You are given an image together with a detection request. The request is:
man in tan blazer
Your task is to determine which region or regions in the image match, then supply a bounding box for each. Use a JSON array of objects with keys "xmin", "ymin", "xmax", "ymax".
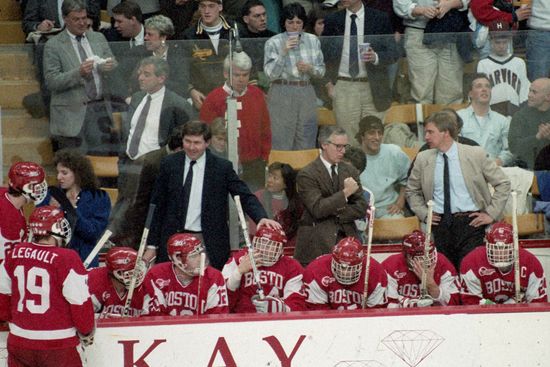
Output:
[
  {"xmin": 294, "ymin": 126, "xmax": 368, "ymax": 266},
  {"xmin": 406, "ymin": 111, "xmax": 511, "ymax": 269}
]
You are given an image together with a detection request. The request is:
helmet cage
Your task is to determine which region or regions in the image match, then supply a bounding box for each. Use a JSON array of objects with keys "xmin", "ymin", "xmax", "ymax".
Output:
[
  {"xmin": 486, "ymin": 239, "xmax": 514, "ymax": 268},
  {"xmin": 171, "ymin": 244, "xmax": 205, "ymax": 277},
  {"xmin": 253, "ymin": 235, "xmax": 283, "ymax": 266},
  {"xmin": 113, "ymin": 260, "xmax": 147, "ymax": 289},
  {"xmin": 331, "ymin": 258, "xmax": 363, "ymax": 285},
  {"xmin": 22, "ymin": 180, "xmax": 48, "ymax": 204},
  {"xmin": 29, "ymin": 212, "xmax": 72, "ymax": 247}
]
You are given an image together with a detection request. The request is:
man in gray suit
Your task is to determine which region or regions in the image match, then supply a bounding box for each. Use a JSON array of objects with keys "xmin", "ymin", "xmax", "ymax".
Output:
[
  {"xmin": 294, "ymin": 126, "xmax": 368, "ymax": 266},
  {"xmin": 406, "ymin": 111, "xmax": 511, "ymax": 269},
  {"xmin": 43, "ymin": 0, "xmax": 116, "ymax": 153},
  {"xmin": 110, "ymin": 56, "xmax": 191, "ymax": 245}
]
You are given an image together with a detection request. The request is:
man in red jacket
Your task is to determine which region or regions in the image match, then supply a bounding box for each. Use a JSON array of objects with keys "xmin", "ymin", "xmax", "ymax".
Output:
[{"xmin": 200, "ymin": 51, "xmax": 272, "ymax": 190}]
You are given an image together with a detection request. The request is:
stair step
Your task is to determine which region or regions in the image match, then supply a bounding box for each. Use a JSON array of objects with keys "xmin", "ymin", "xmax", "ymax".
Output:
[
  {"xmin": 3, "ymin": 136, "xmax": 53, "ymax": 166},
  {"xmin": 0, "ymin": 48, "xmax": 35, "ymax": 80},
  {"xmin": 1, "ymin": 109, "xmax": 48, "ymax": 138},
  {"xmin": 0, "ymin": 21, "xmax": 25, "ymax": 44},
  {"xmin": 0, "ymin": 0, "xmax": 22, "ymax": 21},
  {"xmin": 0, "ymin": 80, "xmax": 39, "ymax": 108}
]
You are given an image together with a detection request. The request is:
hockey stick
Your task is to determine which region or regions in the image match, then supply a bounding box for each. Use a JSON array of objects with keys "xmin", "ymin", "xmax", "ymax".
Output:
[
  {"xmin": 362, "ymin": 205, "xmax": 376, "ymax": 309},
  {"xmin": 123, "ymin": 204, "xmax": 156, "ymax": 316},
  {"xmin": 196, "ymin": 252, "xmax": 206, "ymax": 315},
  {"xmin": 83, "ymin": 229, "xmax": 113, "ymax": 269},
  {"xmin": 511, "ymin": 191, "xmax": 521, "ymax": 302},
  {"xmin": 234, "ymin": 195, "xmax": 265, "ymax": 300},
  {"xmin": 420, "ymin": 200, "xmax": 434, "ymax": 298}
]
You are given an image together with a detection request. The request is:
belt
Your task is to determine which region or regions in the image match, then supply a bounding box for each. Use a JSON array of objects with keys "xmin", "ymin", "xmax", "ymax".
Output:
[
  {"xmin": 272, "ymin": 79, "xmax": 310, "ymax": 86},
  {"xmin": 180, "ymin": 229, "xmax": 202, "ymax": 234},
  {"xmin": 435, "ymin": 211, "xmax": 479, "ymax": 217},
  {"xmin": 337, "ymin": 76, "xmax": 369, "ymax": 83}
]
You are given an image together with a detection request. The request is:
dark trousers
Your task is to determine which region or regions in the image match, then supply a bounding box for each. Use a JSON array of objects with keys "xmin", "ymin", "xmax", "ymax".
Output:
[{"xmin": 432, "ymin": 214, "xmax": 486, "ymax": 270}]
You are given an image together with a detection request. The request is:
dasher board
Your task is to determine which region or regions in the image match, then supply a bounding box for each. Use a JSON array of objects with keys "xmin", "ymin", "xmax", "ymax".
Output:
[{"xmin": 1, "ymin": 304, "xmax": 549, "ymax": 367}]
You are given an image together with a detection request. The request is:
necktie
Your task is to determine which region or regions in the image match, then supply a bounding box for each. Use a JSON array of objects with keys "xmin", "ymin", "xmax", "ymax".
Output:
[
  {"xmin": 181, "ymin": 160, "xmax": 197, "ymax": 229},
  {"xmin": 331, "ymin": 164, "xmax": 339, "ymax": 192},
  {"xmin": 349, "ymin": 14, "xmax": 359, "ymax": 78},
  {"xmin": 127, "ymin": 95, "xmax": 152, "ymax": 159},
  {"xmin": 75, "ymin": 35, "xmax": 98, "ymax": 100},
  {"xmin": 130, "ymin": 38, "xmax": 135, "ymax": 48},
  {"xmin": 442, "ymin": 153, "xmax": 452, "ymax": 226}
]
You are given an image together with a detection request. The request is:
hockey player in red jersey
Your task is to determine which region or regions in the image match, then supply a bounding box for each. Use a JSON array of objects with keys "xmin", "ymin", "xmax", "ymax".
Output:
[
  {"xmin": 303, "ymin": 237, "xmax": 392, "ymax": 310},
  {"xmin": 382, "ymin": 230, "xmax": 461, "ymax": 308},
  {"xmin": 0, "ymin": 206, "xmax": 95, "ymax": 367},
  {"xmin": 143, "ymin": 233, "xmax": 229, "ymax": 316},
  {"xmin": 88, "ymin": 247, "xmax": 148, "ymax": 317},
  {"xmin": 222, "ymin": 227, "xmax": 305, "ymax": 313},
  {"xmin": 0, "ymin": 162, "xmax": 47, "ymax": 263},
  {"xmin": 460, "ymin": 222, "xmax": 547, "ymax": 305}
]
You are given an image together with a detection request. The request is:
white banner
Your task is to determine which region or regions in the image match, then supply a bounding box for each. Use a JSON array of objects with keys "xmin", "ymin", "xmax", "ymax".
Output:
[{"xmin": 1, "ymin": 305, "xmax": 549, "ymax": 366}]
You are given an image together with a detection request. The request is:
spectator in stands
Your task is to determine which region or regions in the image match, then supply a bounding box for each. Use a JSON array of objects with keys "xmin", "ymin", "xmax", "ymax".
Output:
[
  {"xmin": 105, "ymin": 1, "xmax": 148, "ymax": 104},
  {"xmin": 526, "ymin": 0, "xmax": 550, "ymax": 81},
  {"xmin": 460, "ymin": 222, "xmax": 547, "ymax": 304},
  {"xmin": 406, "ymin": 111, "xmax": 511, "ymax": 269},
  {"xmin": 252, "ymin": 162, "xmax": 303, "ymax": 248},
  {"xmin": 294, "ymin": 126, "xmax": 367, "ymax": 266},
  {"xmin": 209, "ymin": 117, "xmax": 228, "ymax": 158},
  {"xmin": 264, "ymin": 3, "xmax": 325, "ymax": 150},
  {"xmin": 23, "ymin": 0, "xmax": 100, "ymax": 118},
  {"xmin": 200, "ymin": 51, "xmax": 271, "ymax": 190},
  {"xmin": 303, "ymin": 237, "xmax": 392, "ymax": 309},
  {"xmin": 357, "ymin": 116, "xmax": 410, "ymax": 219},
  {"xmin": 383, "ymin": 230, "xmax": 460, "ymax": 308},
  {"xmin": 238, "ymin": 0, "xmax": 276, "ymax": 86},
  {"xmin": 110, "ymin": 57, "xmax": 190, "ymax": 246},
  {"xmin": 508, "ymin": 78, "xmax": 550, "ymax": 169},
  {"xmin": 159, "ymin": 0, "xmax": 198, "ymax": 37},
  {"xmin": 322, "ymin": 0, "xmax": 397, "ymax": 142},
  {"xmin": 143, "ymin": 15, "xmax": 192, "ymax": 100},
  {"xmin": 180, "ymin": 0, "xmax": 234, "ymax": 110},
  {"xmin": 457, "ymin": 73, "xmax": 514, "ymax": 166},
  {"xmin": 222, "ymin": 227, "xmax": 306, "ymax": 313},
  {"xmin": 477, "ymin": 22, "xmax": 530, "ymax": 117},
  {"xmin": 43, "ymin": 0, "xmax": 117, "ymax": 154},
  {"xmin": 40, "ymin": 148, "xmax": 111, "ymax": 267},
  {"xmin": 107, "ymin": 0, "xmax": 160, "ymax": 20},
  {"xmin": 394, "ymin": 0, "xmax": 467, "ymax": 104}
]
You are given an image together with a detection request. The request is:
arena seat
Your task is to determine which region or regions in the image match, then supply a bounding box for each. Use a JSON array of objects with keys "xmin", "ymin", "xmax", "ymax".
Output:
[
  {"xmin": 268, "ymin": 149, "xmax": 319, "ymax": 170},
  {"xmin": 421, "ymin": 103, "xmax": 469, "ymax": 119},
  {"xmin": 373, "ymin": 216, "xmax": 421, "ymax": 241},
  {"xmin": 384, "ymin": 103, "xmax": 419, "ymax": 125},
  {"xmin": 102, "ymin": 187, "xmax": 119, "ymax": 207},
  {"xmin": 504, "ymin": 213, "xmax": 545, "ymax": 237},
  {"xmin": 317, "ymin": 107, "xmax": 336, "ymax": 126},
  {"xmin": 87, "ymin": 155, "xmax": 119, "ymax": 178},
  {"xmin": 401, "ymin": 146, "xmax": 419, "ymax": 161}
]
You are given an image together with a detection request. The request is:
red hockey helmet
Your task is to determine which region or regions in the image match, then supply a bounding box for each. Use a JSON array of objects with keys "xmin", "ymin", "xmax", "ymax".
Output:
[
  {"xmin": 29, "ymin": 206, "xmax": 72, "ymax": 246},
  {"xmin": 8, "ymin": 162, "xmax": 47, "ymax": 204},
  {"xmin": 402, "ymin": 230, "xmax": 437, "ymax": 268},
  {"xmin": 253, "ymin": 226, "xmax": 287, "ymax": 266},
  {"xmin": 331, "ymin": 237, "xmax": 364, "ymax": 285},
  {"xmin": 485, "ymin": 221, "xmax": 514, "ymax": 268},
  {"xmin": 167, "ymin": 233, "xmax": 205, "ymax": 276},
  {"xmin": 106, "ymin": 247, "xmax": 146, "ymax": 289}
]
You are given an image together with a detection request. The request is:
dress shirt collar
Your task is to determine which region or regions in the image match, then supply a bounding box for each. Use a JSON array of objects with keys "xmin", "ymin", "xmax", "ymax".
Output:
[
  {"xmin": 320, "ymin": 153, "xmax": 337, "ymax": 175},
  {"xmin": 223, "ymin": 82, "xmax": 247, "ymax": 97},
  {"xmin": 67, "ymin": 29, "xmax": 86, "ymax": 41},
  {"xmin": 146, "ymin": 85, "xmax": 166, "ymax": 101},
  {"xmin": 438, "ymin": 141, "xmax": 458, "ymax": 159},
  {"xmin": 185, "ymin": 148, "xmax": 208, "ymax": 166},
  {"xmin": 346, "ymin": 4, "xmax": 364, "ymax": 20}
]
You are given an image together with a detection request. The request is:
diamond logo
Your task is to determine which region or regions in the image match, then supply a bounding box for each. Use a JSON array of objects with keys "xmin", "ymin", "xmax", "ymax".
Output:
[{"xmin": 382, "ymin": 330, "xmax": 444, "ymax": 367}]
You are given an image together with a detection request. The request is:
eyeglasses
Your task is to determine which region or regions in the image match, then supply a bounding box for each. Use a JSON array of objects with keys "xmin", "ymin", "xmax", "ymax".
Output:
[{"xmin": 326, "ymin": 141, "xmax": 350, "ymax": 151}]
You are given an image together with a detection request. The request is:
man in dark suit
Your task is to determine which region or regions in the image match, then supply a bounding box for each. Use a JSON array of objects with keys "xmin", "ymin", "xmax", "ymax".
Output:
[
  {"xmin": 144, "ymin": 122, "xmax": 280, "ymax": 269},
  {"xmin": 322, "ymin": 0, "xmax": 397, "ymax": 144},
  {"xmin": 110, "ymin": 56, "xmax": 191, "ymax": 244},
  {"xmin": 43, "ymin": 0, "xmax": 116, "ymax": 154},
  {"xmin": 294, "ymin": 126, "xmax": 368, "ymax": 266}
]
